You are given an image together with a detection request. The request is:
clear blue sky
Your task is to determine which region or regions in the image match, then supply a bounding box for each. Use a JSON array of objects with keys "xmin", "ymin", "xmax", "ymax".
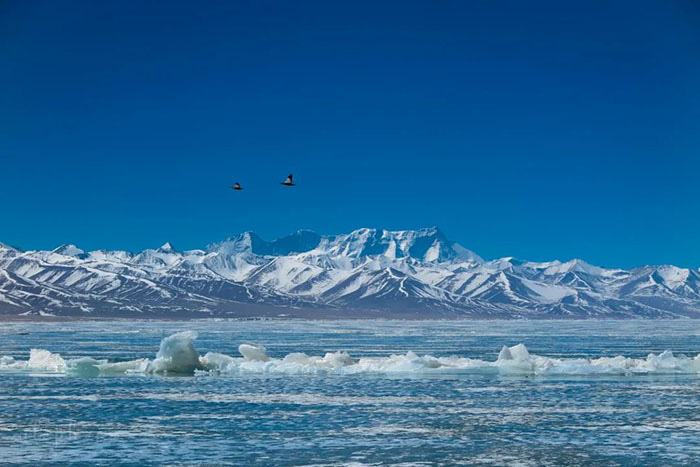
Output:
[{"xmin": 1, "ymin": 0, "xmax": 699, "ymax": 268}]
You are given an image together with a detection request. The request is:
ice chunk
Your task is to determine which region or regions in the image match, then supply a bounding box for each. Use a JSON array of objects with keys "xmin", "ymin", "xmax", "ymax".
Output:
[
  {"xmin": 1, "ymin": 356, "xmax": 16, "ymax": 366},
  {"xmin": 65, "ymin": 357, "xmax": 150, "ymax": 377},
  {"xmin": 319, "ymin": 351, "xmax": 354, "ymax": 368},
  {"xmin": 200, "ymin": 352, "xmax": 238, "ymax": 372},
  {"xmin": 0, "ymin": 355, "xmax": 28, "ymax": 370},
  {"xmin": 498, "ymin": 345, "xmax": 513, "ymax": 360},
  {"xmin": 282, "ymin": 352, "xmax": 312, "ymax": 364},
  {"xmin": 239, "ymin": 343, "xmax": 270, "ymax": 362},
  {"xmin": 509, "ymin": 343, "xmax": 531, "ymax": 360},
  {"xmin": 66, "ymin": 357, "xmax": 106, "ymax": 377},
  {"xmin": 98, "ymin": 359, "xmax": 150, "ymax": 375},
  {"xmin": 496, "ymin": 343, "xmax": 535, "ymax": 373},
  {"xmin": 28, "ymin": 349, "xmax": 66, "ymax": 372},
  {"xmin": 148, "ymin": 331, "xmax": 201, "ymax": 374}
]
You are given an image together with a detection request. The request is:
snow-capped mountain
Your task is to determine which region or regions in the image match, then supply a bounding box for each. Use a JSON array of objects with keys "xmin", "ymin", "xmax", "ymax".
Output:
[{"xmin": 1, "ymin": 228, "xmax": 699, "ymax": 318}]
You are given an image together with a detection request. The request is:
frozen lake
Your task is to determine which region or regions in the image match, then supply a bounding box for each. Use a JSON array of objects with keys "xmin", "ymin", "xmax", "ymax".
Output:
[{"xmin": 1, "ymin": 319, "xmax": 699, "ymax": 465}]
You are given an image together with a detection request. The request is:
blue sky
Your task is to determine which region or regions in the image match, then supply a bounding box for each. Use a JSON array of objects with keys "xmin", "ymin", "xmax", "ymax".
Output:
[{"xmin": 1, "ymin": 0, "xmax": 699, "ymax": 268}]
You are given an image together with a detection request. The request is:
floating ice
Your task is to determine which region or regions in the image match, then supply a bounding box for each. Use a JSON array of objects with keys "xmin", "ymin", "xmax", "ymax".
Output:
[
  {"xmin": 65, "ymin": 357, "xmax": 151, "ymax": 377},
  {"xmin": 28, "ymin": 349, "xmax": 66, "ymax": 372},
  {"xmin": 0, "ymin": 355, "xmax": 28, "ymax": 371},
  {"xmin": 495, "ymin": 343, "xmax": 535, "ymax": 374},
  {"xmin": 2, "ymin": 333, "xmax": 700, "ymax": 378},
  {"xmin": 200, "ymin": 352, "xmax": 237, "ymax": 372},
  {"xmin": 238, "ymin": 343, "xmax": 270, "ymax": 362},
  {"xmin": 148, "ymin": 331, "xmax": 201, "ymax": 374},
  {"xmin": 66, "ymin": 357, "xmax": 106, "ymax": 377},
  {"xmin": 498, "ymin": 345, "xmax": 513, "ymax": 361},
  {"xmin": 98, "ymin": 358, "xmax": 150, "ymax": 375}
]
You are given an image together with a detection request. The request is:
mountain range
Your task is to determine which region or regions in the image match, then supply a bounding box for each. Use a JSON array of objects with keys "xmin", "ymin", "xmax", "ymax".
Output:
[{"xmin": 1, "ymin": 227, "xmax": 699, "ymax": 319}]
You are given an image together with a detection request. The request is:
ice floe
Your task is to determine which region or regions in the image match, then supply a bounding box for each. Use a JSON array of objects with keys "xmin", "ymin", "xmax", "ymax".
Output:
[{"xmin": 1, "ymin": 331, "xmax": 699, "ymax": 378}]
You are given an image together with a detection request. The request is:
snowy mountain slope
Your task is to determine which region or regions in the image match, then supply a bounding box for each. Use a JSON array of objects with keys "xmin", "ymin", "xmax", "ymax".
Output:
[{"xmin": 0, "ymin": 228, "xmax": 699, "ymax": 318}]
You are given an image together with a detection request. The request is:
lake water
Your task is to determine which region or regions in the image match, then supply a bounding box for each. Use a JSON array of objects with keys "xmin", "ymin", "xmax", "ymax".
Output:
[{"xmin": 0, "ymin": 319, "xmax": 699, "ymax": 465}]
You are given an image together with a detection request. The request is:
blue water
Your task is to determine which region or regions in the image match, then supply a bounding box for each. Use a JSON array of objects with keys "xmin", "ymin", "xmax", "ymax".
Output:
[{"xmin": 1, "ymin": 320, "xmax": 699, "ymax": 465}]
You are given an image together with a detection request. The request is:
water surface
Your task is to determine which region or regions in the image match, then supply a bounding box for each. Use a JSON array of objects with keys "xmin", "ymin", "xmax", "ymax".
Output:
[{"xmin": 0, "ymin": 320, "xmax": 699, "ymax": 465}]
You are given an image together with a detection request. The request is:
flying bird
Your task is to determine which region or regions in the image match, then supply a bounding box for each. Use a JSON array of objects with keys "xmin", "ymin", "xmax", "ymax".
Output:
[
  {"xmin": 280, "ymin": 174, "xmax": 295, "ymax": 186},
  {"xmin": 231, "ymin": 182, "xmax": 243, "ymax": 190}
]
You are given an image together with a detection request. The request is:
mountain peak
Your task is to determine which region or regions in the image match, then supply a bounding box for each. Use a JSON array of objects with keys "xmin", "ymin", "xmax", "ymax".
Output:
[
  {"xmin": 418, "ymin": 226, "xmax": 441, "ymax": 235},
  {"xmin": 205, "ymin": 227, "xmax": 477, "ymax": 262},
  {"xmin": 315, "ymin": 227, "xmax": 482, "ymax": 263},
  {"xmin": 52, "ymin": 244, "xmax": 86, "ymax": 258},
  {"xmin": 157, "ymin": 242, "xmax": 176, "ymax": 253}
]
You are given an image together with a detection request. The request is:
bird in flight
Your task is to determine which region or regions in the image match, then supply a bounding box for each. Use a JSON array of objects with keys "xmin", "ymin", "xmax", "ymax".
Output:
[
  {"xmin": 280, "ymin": 174, "xmax": 295, "ymax": 186},
  {"xmin": 231, "ymin": 182, "xmax": 243, "ymax": 190}
]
